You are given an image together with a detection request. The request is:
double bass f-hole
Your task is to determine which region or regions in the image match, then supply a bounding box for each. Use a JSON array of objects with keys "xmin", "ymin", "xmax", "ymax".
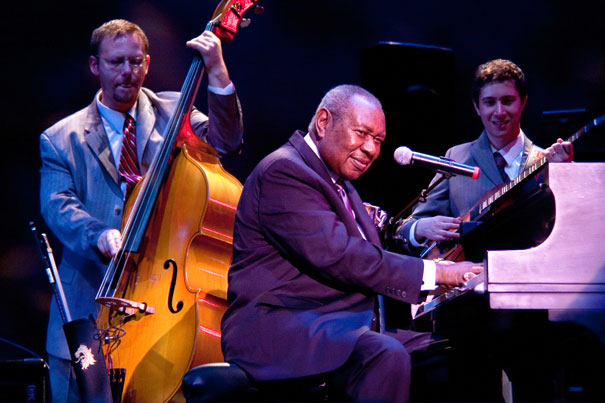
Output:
[{"xmin": 164, "ymin": 258, "xmax": 183, "ymax": 314}]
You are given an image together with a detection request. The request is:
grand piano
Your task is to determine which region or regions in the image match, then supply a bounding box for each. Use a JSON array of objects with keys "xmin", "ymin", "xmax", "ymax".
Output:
[
  {"xmin": 415, "ymin": 162, "xmax": 605, "ymax": 315},
  {"xmin": 486, "ymin": 162, "xmax": 605, "ymax": 311},
  {"xmin": 408, "ymin": 161, "xmax": 605, "ymax": 402}
]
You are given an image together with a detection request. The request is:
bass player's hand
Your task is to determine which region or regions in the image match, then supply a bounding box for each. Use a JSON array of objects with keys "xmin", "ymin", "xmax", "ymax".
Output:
[{"xmin": 97, "ymin": 229, "xmax": 122, "ymax": 258}]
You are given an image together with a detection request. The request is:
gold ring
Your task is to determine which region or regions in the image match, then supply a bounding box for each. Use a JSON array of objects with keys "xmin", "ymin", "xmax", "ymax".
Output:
[{"xmin": 463, "ymin": 272, "xmax": 473, "ymax": 282}]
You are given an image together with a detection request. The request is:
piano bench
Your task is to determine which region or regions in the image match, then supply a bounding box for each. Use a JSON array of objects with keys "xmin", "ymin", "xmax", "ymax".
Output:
[
  {"xmin": 182, "ymin": 362, "xmax": 330, "ymax": 402},
  {"xmin": 183, "ymin": 339, "xmax": 453, "ymax": 402}
]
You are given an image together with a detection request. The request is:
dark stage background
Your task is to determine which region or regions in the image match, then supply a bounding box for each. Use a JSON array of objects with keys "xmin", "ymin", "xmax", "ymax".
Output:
[{"xmin": 2, "ymin": 0, "xmax": 604, "ymax": 366}]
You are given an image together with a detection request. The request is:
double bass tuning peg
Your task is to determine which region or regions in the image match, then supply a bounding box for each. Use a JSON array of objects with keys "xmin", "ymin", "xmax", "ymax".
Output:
[
  {"xmin": 240, "ymin": 18, "xmax": 251, "ymax": 28},
  {"xmin": 240, "ymin": 4, "xmax": 263, "ymax": 28}
]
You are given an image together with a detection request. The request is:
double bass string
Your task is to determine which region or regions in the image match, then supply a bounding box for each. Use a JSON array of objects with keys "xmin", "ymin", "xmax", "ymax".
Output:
[
  {"xmin": 94, "ymin": 3, "xmax": 261, "ymax": 399},
  {"xmin": 99, "ymin": 4, "xmax": 220, "ymax": 304},
  {"xmin": 95, "ymin": 56, "xmax": 211, "ymax": 382},
  {"xmin": 97, "ymin": 55, "xmax": 206, "ymax": 302}
]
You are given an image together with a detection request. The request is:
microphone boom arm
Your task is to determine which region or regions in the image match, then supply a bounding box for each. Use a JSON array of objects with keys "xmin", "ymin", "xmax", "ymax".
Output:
[{"xmin": 381, "ymin": 173, "xmax": 451, "ymax": 246}]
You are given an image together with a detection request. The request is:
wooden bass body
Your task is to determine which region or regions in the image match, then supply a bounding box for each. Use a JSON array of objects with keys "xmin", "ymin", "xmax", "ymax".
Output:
[{"xmin": 97, "ymin": 142, "xmax": 241, "ymax": 402}]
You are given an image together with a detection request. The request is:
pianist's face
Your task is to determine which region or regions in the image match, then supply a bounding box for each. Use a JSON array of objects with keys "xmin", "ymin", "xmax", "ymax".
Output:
[
  {"xmin": 473, "ymin": 80, "xmax": 527, "ymax": 149},
  {"xmin": 316, "ymin": 94, "xmax": 386, "ymax": 181}
]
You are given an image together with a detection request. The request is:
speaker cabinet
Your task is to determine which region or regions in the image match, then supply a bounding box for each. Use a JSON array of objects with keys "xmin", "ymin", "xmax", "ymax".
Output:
[
  {"xmin": 0, "ymin": 358, "xmax": 49, "ymax": 402},
  {"xmin": 359, "ymin": 41, "xmax": 455, "ymax": 216}
]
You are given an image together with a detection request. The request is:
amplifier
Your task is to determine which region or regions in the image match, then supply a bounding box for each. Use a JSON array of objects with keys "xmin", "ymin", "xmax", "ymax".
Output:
[{"xmin": 0, "ymin": 358, "xmax": 49, "ymax": 402}]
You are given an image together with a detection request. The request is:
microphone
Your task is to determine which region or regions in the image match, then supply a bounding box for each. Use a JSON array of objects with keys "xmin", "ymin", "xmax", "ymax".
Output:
[{"xmin": 393, "ymin": 146, "xmax": 480, "ymax": 179}]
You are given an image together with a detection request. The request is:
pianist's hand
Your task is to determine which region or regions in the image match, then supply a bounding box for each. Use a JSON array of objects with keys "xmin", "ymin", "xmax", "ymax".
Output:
[
  {"xmin": 435, "ymin": 260, "xmax": 484, "ymax": 288},
  {"xmin": 415, "ymin": 216, "xmax": 462, "ymax": 243},
  {"xmin": 542, "ymin": 138, "xmax": 573, "ymax": 162}
]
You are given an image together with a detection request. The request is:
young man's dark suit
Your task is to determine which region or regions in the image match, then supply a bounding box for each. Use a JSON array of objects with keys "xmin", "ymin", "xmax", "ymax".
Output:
[
  {"xmin": 396, "ymin": 130, "xmax": 550, "ymax": 400},
  {"xmin": 398, "ymin": 130, "xmax": 542, "ymax": 237}
]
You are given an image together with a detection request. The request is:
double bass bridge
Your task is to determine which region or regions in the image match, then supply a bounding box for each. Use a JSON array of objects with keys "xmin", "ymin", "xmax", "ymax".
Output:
[{"xmin": 97, "ymin": 296, "xmax": 156, "ymax": 316}]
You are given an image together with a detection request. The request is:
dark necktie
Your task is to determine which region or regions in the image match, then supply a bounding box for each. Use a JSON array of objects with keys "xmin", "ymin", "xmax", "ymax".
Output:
[
  {"xmin": 493, "ymin": 151, "xmax": 510, "ymax": 183},
  {"xmin": 336, "ymin": 180, "xmax": 356, "ymax": 219},
  {"xmin": 119, "ymin": 114, "xmax": 142, "ymax": 197}
]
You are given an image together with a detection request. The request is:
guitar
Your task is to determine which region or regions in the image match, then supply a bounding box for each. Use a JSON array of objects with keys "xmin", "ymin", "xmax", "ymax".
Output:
[
  {"xmin": 421, "ymin": 113, "xmax": 605, "ymax": 261},
  {"xmin": 412, "ymin": 114, "xmax": 605, "ymax": 318}
]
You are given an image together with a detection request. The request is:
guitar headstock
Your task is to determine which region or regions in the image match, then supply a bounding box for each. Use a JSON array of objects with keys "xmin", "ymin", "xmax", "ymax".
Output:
[{"xmin": 209, "ymin": 0, "xmax": 263, "ymax": 44}]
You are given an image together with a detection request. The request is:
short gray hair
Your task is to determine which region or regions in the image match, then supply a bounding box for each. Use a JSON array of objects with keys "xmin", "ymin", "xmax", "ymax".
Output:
[{"xmin": 308, "ymin": 84, "xmax": 382, "ymax": 135}]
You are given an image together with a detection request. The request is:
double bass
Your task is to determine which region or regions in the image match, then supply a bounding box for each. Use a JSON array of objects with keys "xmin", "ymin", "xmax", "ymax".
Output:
[{"xmin": 95, "ymin": 2, "xmax": 261, "ymax": 401}]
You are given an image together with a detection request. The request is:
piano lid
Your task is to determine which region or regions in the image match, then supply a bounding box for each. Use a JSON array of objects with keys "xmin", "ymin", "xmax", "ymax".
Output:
[{"xmin": 487, "ymin": 163, "xmax": 605, "ymax": 310}]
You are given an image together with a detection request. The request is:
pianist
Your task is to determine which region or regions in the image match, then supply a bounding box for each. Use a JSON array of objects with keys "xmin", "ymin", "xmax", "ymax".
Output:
[{"xmin": 220, "ymin": 84, "xmax": 483, "ymax": 402}]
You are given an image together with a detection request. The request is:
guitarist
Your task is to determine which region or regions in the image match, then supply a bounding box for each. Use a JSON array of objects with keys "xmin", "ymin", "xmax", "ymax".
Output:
[
  {"xmin": 395, "ymin": 58, "xmax": 572, "ymax": 252},
  {"xmin": 39, "ymin": 19, "xmax": 244, "ymax": 402},
  {"xmin": 391, "ymin": 59, "xmax": 578, "ymax": 401}
]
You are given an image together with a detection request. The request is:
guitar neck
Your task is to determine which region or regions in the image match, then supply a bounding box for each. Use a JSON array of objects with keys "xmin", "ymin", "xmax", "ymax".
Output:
[
  {"xmin": 470, "ymin": 114, "xmax": 605, "ymax": 220},
  {"xmin": 567, "ymin": 114, "xmax": 605, "ymax": 143}
]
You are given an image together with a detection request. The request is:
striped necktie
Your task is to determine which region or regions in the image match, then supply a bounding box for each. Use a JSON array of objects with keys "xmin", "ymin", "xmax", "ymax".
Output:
[
  {"xmin": 118, "ymin": 114, "xmax": 142, "ymax": 197},
  {"xmin": 493, "ymin": 151, "xmax": 510, "ymax": 183},
  {"xmin": 336, "ymin": 180, "xmax": 356, "ymax": 219}
]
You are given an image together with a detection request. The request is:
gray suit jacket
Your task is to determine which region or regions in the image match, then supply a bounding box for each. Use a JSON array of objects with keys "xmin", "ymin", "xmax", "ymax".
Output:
[
  {"xmin": 40, "ymin": 87, "xmax": 243, "ymax": 359},
  {"xmin": 221, "ymin": 130, "xmax": 425, "ymax": 381},
  {"xmin": 398, "ymin": 131, "xmax": 542, "ymax": 251}
]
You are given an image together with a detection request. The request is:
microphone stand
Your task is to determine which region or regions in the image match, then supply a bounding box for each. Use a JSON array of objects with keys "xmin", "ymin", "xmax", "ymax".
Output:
[
  {"xmin": 30, "ymin": 222, "xmax": 115, "ymax": 403},
  {"xmin": 389, "ymin": 172, "xmax": 451, "ymax": 226},
  {"xmin": 30, "ymin": 222, "xmax": 72, "ymax": 324},
  {"xmin": 382, "ymin": 172, "xmax": 451, "ymax": 249}
]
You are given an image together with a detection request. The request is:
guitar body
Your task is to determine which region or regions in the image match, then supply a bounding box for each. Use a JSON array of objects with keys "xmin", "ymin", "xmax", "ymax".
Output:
[
  {"xmin": 421, "ymin": 163, "xmax": 556, "ymax": 263},
  {"xmin": 96, "ymin": 142, "xmax": 241, "ymax": 402},
  {"xmin": 423, "ymin": 241, "xmax": 466, "ymax": 261},
  {"xmin": 414, "ymin": 114, "xmax": 605, "ymax": 264}
]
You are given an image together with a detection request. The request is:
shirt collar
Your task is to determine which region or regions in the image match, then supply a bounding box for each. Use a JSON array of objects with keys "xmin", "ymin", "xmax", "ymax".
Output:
[
  {"xmin": 490, "ymin": 130, "xmax": 525, "ymax": 166},
  {"xmin": 95, "ymin": 90, "xmax": 137, "ymax": 133},
  {"xmin": 304, "ymin": 132, "xmax": 340, "ymax": 184}
]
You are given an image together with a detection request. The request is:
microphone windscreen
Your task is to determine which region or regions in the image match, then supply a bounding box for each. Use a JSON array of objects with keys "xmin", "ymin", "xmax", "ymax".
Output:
[{"xmin": 393, "ymin": 146, "xmax": 413, "ymax": 165}]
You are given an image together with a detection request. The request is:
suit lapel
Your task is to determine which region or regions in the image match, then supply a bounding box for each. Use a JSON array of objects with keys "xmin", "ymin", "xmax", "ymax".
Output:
[
  {"xmin": 470, "ymin": 131, "xmax": 505, "ymax": 185},
  {"xmin": 84, "ymin": 102, "xmax": 120, "ymax": 184},
  {"xmin": 342, "ymin": 181, "xmax": 381, "ymax": 246},
  {"xmin": 135, "ymin": 90, "xmax": 158, "ymax": 171},
  {"xmin": 288, "ymin": 131, "xmax": 381, "ymax": 246},
  {"xmin": 84, "ymin": 90, "xmax": 161, "ymax": 186},
  {"xmin": 289, "ymin": 130, "xmax": 335, "ymax": 186}
]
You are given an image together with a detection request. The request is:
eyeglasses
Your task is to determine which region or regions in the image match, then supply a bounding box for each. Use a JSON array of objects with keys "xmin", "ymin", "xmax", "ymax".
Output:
[{"xmin": 98, "ymin": 56, "xmax": 146, "ymax": 71}]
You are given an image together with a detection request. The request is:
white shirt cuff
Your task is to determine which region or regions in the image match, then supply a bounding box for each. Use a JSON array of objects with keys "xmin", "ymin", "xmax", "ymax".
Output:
[
  {"xmin": 208, "ymin": 81, "xmax": 235, "ymax": 95},
  {"xmin": 409, "ymin": 220, "xmax": 429, "ymax": 248},
  {"xmin": 421, "ymin": 259, "xmax": 437, "ymax": 291}
]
